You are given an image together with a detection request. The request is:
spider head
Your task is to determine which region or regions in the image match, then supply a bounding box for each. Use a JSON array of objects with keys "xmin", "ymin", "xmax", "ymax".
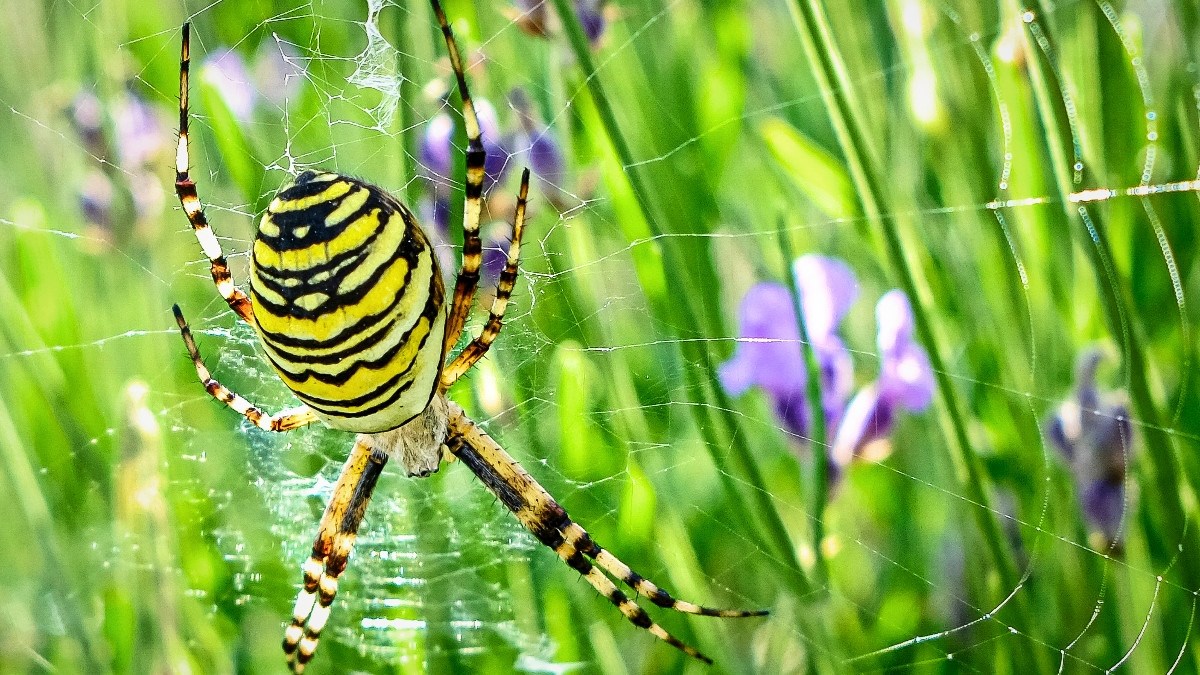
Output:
[{"xmin": 292, "ymin": 169, "xmax": 324, "ymax": 186}]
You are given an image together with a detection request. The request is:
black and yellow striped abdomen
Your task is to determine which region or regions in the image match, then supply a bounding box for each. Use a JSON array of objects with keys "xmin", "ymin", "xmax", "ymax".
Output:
[{"xmin": 249, "ymin": 171, "xmax": 446, "ymax": 433}]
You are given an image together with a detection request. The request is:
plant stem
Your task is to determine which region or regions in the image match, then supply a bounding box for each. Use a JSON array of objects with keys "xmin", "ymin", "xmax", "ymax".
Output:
[
  {"xmin": 787, "ymin": 0, "xmax": 1043, "ymax": 669},
  {"xmin": 777, "ymin": 222, "xmax": 829, "ymax": 587},
  {"xmin": 389, "ymin": 3, "xmax": 420, "ymax": 205},
  {"xmin": 550, "ymin": 0, "xmax": 813, "ymax": 600},
  {"xmin": 1014, "ymin": 0, "xmax": 1200, "ymax": 657}
]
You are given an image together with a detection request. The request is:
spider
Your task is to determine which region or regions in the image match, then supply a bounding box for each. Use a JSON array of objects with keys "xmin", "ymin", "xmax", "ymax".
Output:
[{"xmin": 170, "ymin": 2, "xmax": 766, "ymax": 671}]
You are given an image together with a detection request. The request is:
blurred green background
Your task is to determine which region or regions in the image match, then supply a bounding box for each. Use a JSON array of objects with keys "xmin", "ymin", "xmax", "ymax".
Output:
[{"xmin": 1, "ymin": 0, "xmax": 1199, "ymax": 672}]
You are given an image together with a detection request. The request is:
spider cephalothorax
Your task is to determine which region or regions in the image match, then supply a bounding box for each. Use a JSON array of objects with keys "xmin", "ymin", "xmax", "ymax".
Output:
[{"xmin": 170, "ymin": 3, "xmax": 765, "ymax": 672}]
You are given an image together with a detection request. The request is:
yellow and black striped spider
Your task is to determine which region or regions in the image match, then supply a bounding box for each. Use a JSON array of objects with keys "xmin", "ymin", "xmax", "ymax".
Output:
[{"xmin": 170, "ymin": 2, "xmax": 765, "ymax": 671}]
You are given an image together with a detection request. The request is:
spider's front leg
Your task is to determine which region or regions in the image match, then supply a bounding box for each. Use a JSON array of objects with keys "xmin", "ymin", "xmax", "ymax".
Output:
[
  {"xmin": 175, "ymin": 23, "xmax": 255, "ymax": 323},
  {"xmin": 432, "ymin": 0, "xmax": 488, "ymax": 357},
  {"xmin": 284, "ymin": 438, "xmax": 388, "ymax": 673},
  {"xmin": 172, "ymin": 306, "xmax": 319, "ymax": 431},
  {"xmin": 440, "ymin": 168, "xmax": 531, "ymax": 389}
]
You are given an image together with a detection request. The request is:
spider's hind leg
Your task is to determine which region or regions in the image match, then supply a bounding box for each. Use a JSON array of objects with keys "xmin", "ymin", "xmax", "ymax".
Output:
[
  {"xmin": 443, "ymin": 401, "xmax": 768, "ymax": 664},
  {"xmin": 565, "ymin": 522, "xmax": 770, "ymax": 619},
  {"xmin": 284, "ymin": 438, "xmax": 388, "ymax": 673},
  {"xmin": 553, "ymin": 532, "xmax": 717, "ymax": 663}
]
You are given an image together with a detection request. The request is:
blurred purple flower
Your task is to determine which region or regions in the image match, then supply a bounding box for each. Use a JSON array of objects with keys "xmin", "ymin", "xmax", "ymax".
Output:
[
  {"xmin": 70, "ymin": 88, "xmax": 167, "ymax": 236},
  {"xmin": 508, "ymin": 1, "xmax": 608, "ymax": 46},
  {"xmin": 1047, "ymin": 350, "xmax": 1131, "ymax": 546},
  {"xmin": 420, "ymin": 99, "xmax": 509, "ymax": 193},
  {"xmin": 718, "ymin": 255, "xmax": 857, "ymax": 437},
  {"xmin": 80, "ymin": 170, "xmax": 114, "ymax": 230},
  {"xmin": 509, "ymin": 88, "xmax": 566, "ymax": 202},
  {"xmin": 523, "ymin": 128, "xmax": 563, "ymax": 186},
  {"xmin": 202, "ymin": 48, "xmax": 256, "ymax": 123},
  {"xmin": 509, "ymin": 0, "xmax": 550, "ymax": 37},
  {"xmin": 114, "ymin": 91, "xmax": 165, "ymax": 170},
  {"xmin": 421, "ymin": 114, "xmax": 455, "ymax": 179},
  {"xmin": 71, "ymin": 92, "xmax": 105, "ymax": 157},
  {"xmin": 831, "ymin": 291, "xmax": 934, "ymax": 468},
  {"xmin": 792, "ymin": 255, "xmax": 857, "ymax": 429},
  {"xmin": 875, "ymin": 290, "xmax": 935, "ymax": 411},
  {"xmin": 482, "ymin": 221, "xmax": 514, "ymax": 280},
  {"xmin": 254, "ymin": 39, "xmax": 307, "ymax": 107},
  {"xmin": 718, "ymin": 282, "xmax": 808, "ymax": 434},
  {"xmin": 576, "ymin": 0, "xmax": 608, "ymax": 45}
]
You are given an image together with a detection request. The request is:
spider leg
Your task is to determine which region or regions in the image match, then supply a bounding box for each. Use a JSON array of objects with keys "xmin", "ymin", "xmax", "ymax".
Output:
[
  {"xmin": 172, "ymin": 305, "xmax": 318, "ymax": 431},
  {"xmin": 563, "ymin": 542, "xmax": 715, "ymax": 662},
  {"xmin": 430, "ymin": 0, "xmax": 487, "ymax": 358},
  {"xmin": 443, "ymin": 401, "xmax": 767, "ymax": 664},
  {"xmin": 568, "ymin": 521, "xmax": 769, "ymax": 618},
  {"xmin": 440, "ymin": 168, "xmax": 530, "ymax": 389},
  {"xmin": 284, "ymin": 438, "xmax": 388, "ymax": 674},
  {"xmin": 175, "ymin": 23, "xmax": 255, "ymax": 323}
]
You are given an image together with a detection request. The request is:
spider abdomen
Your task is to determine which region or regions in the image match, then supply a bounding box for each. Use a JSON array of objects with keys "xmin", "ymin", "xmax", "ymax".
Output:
[{"xmin": 249, "ymin": 171, "xmax": 446, "ymax": 433}]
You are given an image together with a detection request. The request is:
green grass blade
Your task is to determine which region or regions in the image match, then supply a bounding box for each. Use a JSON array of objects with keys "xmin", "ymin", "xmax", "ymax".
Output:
[
  {"xmin": 786, "ymin": 1, "xmax": 1043, "ymax": 669},
  {"xmin": 549, "ymin": 0, "xmax": 813, "ymax": 603}
]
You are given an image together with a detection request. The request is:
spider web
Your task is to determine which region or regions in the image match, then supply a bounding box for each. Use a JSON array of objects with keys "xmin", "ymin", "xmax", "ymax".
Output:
[{"xmin": 1, "ymin": 0, "xmax": 1199, "ymax": 672}]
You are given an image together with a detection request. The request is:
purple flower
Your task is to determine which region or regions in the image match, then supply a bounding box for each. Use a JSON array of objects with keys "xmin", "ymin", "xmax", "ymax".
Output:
[
  {"xmin": 420, "ymin": 99, "xmax": 509, "ymax": 193},
  {"xmin": 254, "ymin": 39, "xmax": 306, "ymax": 107},
  {"xmin": 718, "ymin": 282, "xmax": 808, "ymax": 434},
  {"xmin": 718, "ymin": 255, "xmax": 857, "ymax": 438},
  {"xmin": 80, "ymin": 170, "xmax": 114, "ymax": 230},
  {"xmin": 202, "ymin": 48, "xmax": 256, "ymax": 123},
  {"xmin": 720, "ymin": 258, "xmax": 935, "ymax": 487},
  {"xmin": 523, "ymin": 129, "xmax": 563, "ymax": 186},
  {"xmin": 482, "ymin": 221, "xmax": 513, "ymax": 280},
  {"xmin": 875, "ymin": 290, "xmax": 934, "ymax": 411},
  {"xmin": 576, "ymin": 0, "xmax": 608, "ymax": 46},
  {"xmin": 421, "ymin": 114, "xmax": 455, "ymax": 179},
  {"xmin": 1047, "ymin": 350, "xmax": 1131, "ymax": 546},
  {"xmin": 509, "ymin": 0, "xmax": 550, "ymax": 37},
  {"xmin": 71, "ymin": 92, "xmax": 105, "ymax": 156},
  {"xmin": 830, "ymin": 290, "xmax": 934, "ymax": 467},
  {"xmin": 114, "ymin": 91, "xmax": 165, "ymax": 170},
  {"xmin": 793, "ymin": 255, "xmax": 857, "ymax": 428},
  {"xmin": 509, "ymin": 88, "xmax": 566, "ymax": 201},
  {"xmin": 508, "ymin": 1, "xmax": 608, "ymax": 46},
  {"xmin": 420, "ymin": 196, "xmax": 509, "ymax": 284}
]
